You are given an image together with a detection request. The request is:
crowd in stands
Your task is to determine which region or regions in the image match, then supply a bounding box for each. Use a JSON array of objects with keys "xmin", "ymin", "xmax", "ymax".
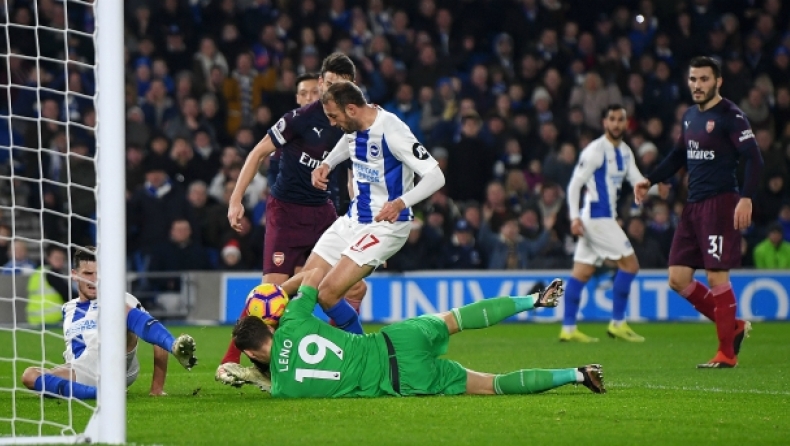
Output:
[{"xmin": 3, "ymin": 0, "xmax": 790, "ymax": 277}]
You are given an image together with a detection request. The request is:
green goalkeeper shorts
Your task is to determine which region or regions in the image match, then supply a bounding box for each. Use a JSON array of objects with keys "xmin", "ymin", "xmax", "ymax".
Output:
[{"xmin": 380, "ymin": 315, "xmax": 467, "ymax": 396}]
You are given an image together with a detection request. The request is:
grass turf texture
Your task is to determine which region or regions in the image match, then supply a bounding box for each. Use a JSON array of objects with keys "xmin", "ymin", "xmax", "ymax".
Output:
[{"xmin": 2, "ymin": 323, "xmax": 789, "ymax": 445}]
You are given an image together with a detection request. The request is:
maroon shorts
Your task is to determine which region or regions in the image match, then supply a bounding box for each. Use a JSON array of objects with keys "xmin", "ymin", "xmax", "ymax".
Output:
[
  {"xmin": 263, "ymin": 196, "xmax": 337, "ymax": 275},
  {"xmin": 668, "ymin": 192, "xmax": 741, "ymax": 270}
]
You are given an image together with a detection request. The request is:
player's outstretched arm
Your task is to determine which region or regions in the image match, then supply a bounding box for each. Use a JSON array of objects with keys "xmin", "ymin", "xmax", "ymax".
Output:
[
  {"xmin": 229, "ymin": 135, "xmax": 277, "ymax": 232},
  {"xmin": 149, "ymin": 345, "xmax": 169, "ymax": 396}
]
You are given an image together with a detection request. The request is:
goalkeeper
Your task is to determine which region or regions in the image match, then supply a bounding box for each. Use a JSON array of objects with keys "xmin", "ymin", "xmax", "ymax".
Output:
[
  {"xmin": 220, "ymin": 269, "xmax": 605, "ymax": 397},
  {"xmin": 21, "ymin": 247, "xmax": 198, "ymax": 400}
]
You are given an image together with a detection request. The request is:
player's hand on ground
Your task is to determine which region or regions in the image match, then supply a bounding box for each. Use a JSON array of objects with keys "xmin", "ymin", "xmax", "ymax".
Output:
[
  {"xmin": 227, "ymin": 200, "xmax": 245, "ymax": 232},
  {"xmin": 571, "ymin": 218, "xmax": 584, "ymax": 237},
  {"xmin": 375, "ymin": 198, "xmax": 406, "ymax": 223},
  {"xmin": 535, "ymin": 278, "xmax": 563, "ymax": 308},
  {"xmin": 633, "ymin": 179, "xmax": 651, "ymax": 205},
  {"xmin": 734, "ymin": 198, "xmax": 752, "ymax": 230},
  {"xmin": 312, "ymin": 163, "xmax": 330, "ymax": 190}
]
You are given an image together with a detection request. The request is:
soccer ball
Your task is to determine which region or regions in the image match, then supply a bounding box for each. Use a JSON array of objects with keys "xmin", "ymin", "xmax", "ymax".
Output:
[{"xmin": 244, "ymin": 283, "xmax": 289, "ymax": 326}]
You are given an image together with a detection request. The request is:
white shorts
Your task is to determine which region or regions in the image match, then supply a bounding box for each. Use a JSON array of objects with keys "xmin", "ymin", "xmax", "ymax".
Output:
[
  {"xmin": 312, "ymin": 215, "xmax": 411, "ymax": 267},
  {"xmin": 573, "ymin": 218, "xmax": 635, "ymax": 266},
  {"xmin": 67, "ymin": 345, "xmax": 140, "ymax": 388}
]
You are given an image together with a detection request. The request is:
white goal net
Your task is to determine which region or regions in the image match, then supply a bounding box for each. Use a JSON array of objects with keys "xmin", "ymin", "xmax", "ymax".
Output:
[{"xmin": 1, "ymin": 0, "xmax": 126, "ymax": 444}]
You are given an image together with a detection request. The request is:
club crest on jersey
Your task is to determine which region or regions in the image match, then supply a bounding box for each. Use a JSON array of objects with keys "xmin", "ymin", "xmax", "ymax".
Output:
[
  {"xmin": 706, "ymin": 120, "xmax": 715, "ymax": 133},
  {"xmin": 276, "ymin": 118, "xmax": 286, "ymax": 132},
  {"xmin": 273, "ymin": 252, "xmax": 285, "ymax": 266},
  {"xmin": 368, "ymin": 142, "xmax": 382, "ymax": 159}
]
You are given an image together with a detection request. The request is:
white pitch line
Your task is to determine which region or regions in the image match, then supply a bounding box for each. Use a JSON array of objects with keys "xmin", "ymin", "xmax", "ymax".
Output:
[{"xmin": 610, "ymin": 383, "xmax": 790, "ymax": 396}]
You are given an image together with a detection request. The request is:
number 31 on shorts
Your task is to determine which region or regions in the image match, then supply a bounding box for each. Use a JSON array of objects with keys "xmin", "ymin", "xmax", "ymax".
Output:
[{"xmin": 707, "ymin": 235, "xmax": 723, "ymax": 261}]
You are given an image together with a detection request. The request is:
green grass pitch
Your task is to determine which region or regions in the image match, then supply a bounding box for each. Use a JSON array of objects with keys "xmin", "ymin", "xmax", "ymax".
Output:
[{"xmin": 2, "ymin": 322, "xmax": 789, "ymax": 445}]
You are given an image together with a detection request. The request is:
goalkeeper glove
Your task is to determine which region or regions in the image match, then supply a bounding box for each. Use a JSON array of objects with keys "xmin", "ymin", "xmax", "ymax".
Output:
[{"xmin": 216, "ymin": 363, "xmax": 272, "ymax": 392}]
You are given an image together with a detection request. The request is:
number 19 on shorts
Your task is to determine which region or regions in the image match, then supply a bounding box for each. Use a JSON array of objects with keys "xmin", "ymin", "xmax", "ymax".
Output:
[{"xmin": 708, "ymin": 235, "xmax": 723, "ymax": 261}]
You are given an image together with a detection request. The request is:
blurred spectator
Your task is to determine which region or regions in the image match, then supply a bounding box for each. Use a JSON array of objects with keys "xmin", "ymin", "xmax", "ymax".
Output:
[
  {"xmin": 186, "ymin": 180, "xmax": 224, "ymax": 250},
  {"xmin": 528, "ymin": 183, "xmax": 571, "ymax": 242},
  {"xmin": 164, "ymin": 97, "xmax": 207, "ymax": 141},
  {"xmin": 168, "ymin": 137, "xmax": 202, "ymax": 188},
  {"xmin": 219, "ymin": 239, "xmax": 246, "ymax": 271},
  {"xmin": 446, "ymin": 113, "xmax": 495, "ymax": 202},
  {"xmin": 478, "ymin": 214, "xmax": 551, "ymax": 270},
  {"xmin": 59, "ymin": 142, "xmax": 96, "ymax": 247},
  {"xmin": 720, "ymin": 52, "xmax": 752, "ymax": 105},
  {"xmin": 626, "ymin": 217, "xmax": 666, "ymax": 268},
  {"xmin": 140, "ymin": 79, "xmax": 177, "ymax": 129},
  {"xmin": 209, "ymin": 158, "xmax": 266, "ymax": 209},
  {"xmin": 440, "ymin": 219, "xmax": 485, "ymax": 269},
  {"xmin": 127, "ymin": 157, "xmax": 195, "ymax": 257},
  {"xmin": 220, "ymin": 211, "xmax": 259, "ymax": 270},
  {"xmin": 126, "ymin": 106, "xmax": 151, "ymax": 149},
  {"xmin": 543, "ymin": 142, "xmax": 576, "ymax": 188},
  {"xmin": 636, "ymin": 141, "xmax": 660, "ymax": 173},
  {"xmin": 193, "ymin": 37, "xmax": 229, "ymax": 92},
  {"xmin": 1, "ymin": 240, "xmax": 36, "ymax": 275},
  {"xmin": 503, "ymin": 170, "xmax": 530, "ymax": 215},
  {"xmin": 523, "ymin": 159, "xmax": 545, "ymax": 195},
  {"xmin": 386, "ymin": 219, "xmax": 442, "ymax": 271},
  {"xmin": 384, "ymin": 84, "xmax": 424, "ymax": 143},
  {"xmin": 753, "ymin": 223, "xmax": 790, "ymax": 269},
  {"xmin": 149, "ymin": 219, "xmax": 212, "ymax": 291},
  {"xmin": 754, "ymin": 173, "xmax": 788, "ymax": 228},
  {"xmin": 223, "ymin": 52, "xmax": 274, "ymax": 136},
  {"xmin": 26, "ymin": 245, "xmax": 69, "ymax": 325},
  {"xmin": 409, "ymin": 45, "xmax": 451, "ymax": 92},
  {"xmin": 645, "ymin": 199, "xmax": 675, "ymax": 261},
  {"xmin": 740, "ymin": 86, "xmax": 773, "ymax": 133},
  {"xmin": 569, "ymin": 72, "xmax": 623, "ymax": 131}
]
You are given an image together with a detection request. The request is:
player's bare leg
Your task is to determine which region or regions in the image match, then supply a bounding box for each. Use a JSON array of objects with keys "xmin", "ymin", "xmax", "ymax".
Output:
[
  {"xmin": 561, "ymin": 262, "xmax": 599, "ymax": 342},
  {"xmin": 606, "ymin": 254, "xmax": 644, "ymax": 342},
  {"xmin": 316, "ymin": 255, "xmax": 374, "ymax": 334},
  {"xmin": 464, "ymin": 365, "xmax": 605, "ymax": 395}
]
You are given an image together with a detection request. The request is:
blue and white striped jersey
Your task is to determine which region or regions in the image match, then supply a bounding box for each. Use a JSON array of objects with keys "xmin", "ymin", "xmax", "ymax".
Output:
[
  {"xmin": 334, "ymin": 107, "xmax": 438, "ymax": 224},
  {"xmin": 62, "ymin": 293, "xmax": 143, "ymax": 363},
  {"xmin": 568, "ymin": 135, "xmax": 645, "ymax": 220}
]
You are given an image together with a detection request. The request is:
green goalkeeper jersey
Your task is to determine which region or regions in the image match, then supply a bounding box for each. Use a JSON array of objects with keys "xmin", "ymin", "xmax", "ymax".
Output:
[{"xmin": 270, "ymin": 286, "xmax": 395, "ymax": 398}]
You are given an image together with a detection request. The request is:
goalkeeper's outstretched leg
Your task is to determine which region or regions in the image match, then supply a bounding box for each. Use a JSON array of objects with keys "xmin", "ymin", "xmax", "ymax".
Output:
[{"xmin": 438, "ymin": 278, "xmax": 565, "ymax": 335}]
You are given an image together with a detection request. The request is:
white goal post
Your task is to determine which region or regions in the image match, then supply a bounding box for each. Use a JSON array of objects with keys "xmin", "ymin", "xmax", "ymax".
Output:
[{"xmin": 0, "ymin": 0, "xmax": 126, "ymax": 444}]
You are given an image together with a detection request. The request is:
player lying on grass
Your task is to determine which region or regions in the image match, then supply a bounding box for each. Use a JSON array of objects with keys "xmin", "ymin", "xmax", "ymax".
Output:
[
  {"xmin": 219, "ymin": 269, "xmax": 605, "ymax": 398},
  {"xmin": 21, "ymin": 247, "xmax": 198, "ymax": 400}
]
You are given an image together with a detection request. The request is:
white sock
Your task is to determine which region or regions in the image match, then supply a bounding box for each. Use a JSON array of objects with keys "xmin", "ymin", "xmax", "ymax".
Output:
[
  {"xmin": 611, "ymin": 319, "xmax": 624, "ymax": 327},
  {"xmin": 562, "ymin": 325, "xmax": 576, "ymax": 333}
]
